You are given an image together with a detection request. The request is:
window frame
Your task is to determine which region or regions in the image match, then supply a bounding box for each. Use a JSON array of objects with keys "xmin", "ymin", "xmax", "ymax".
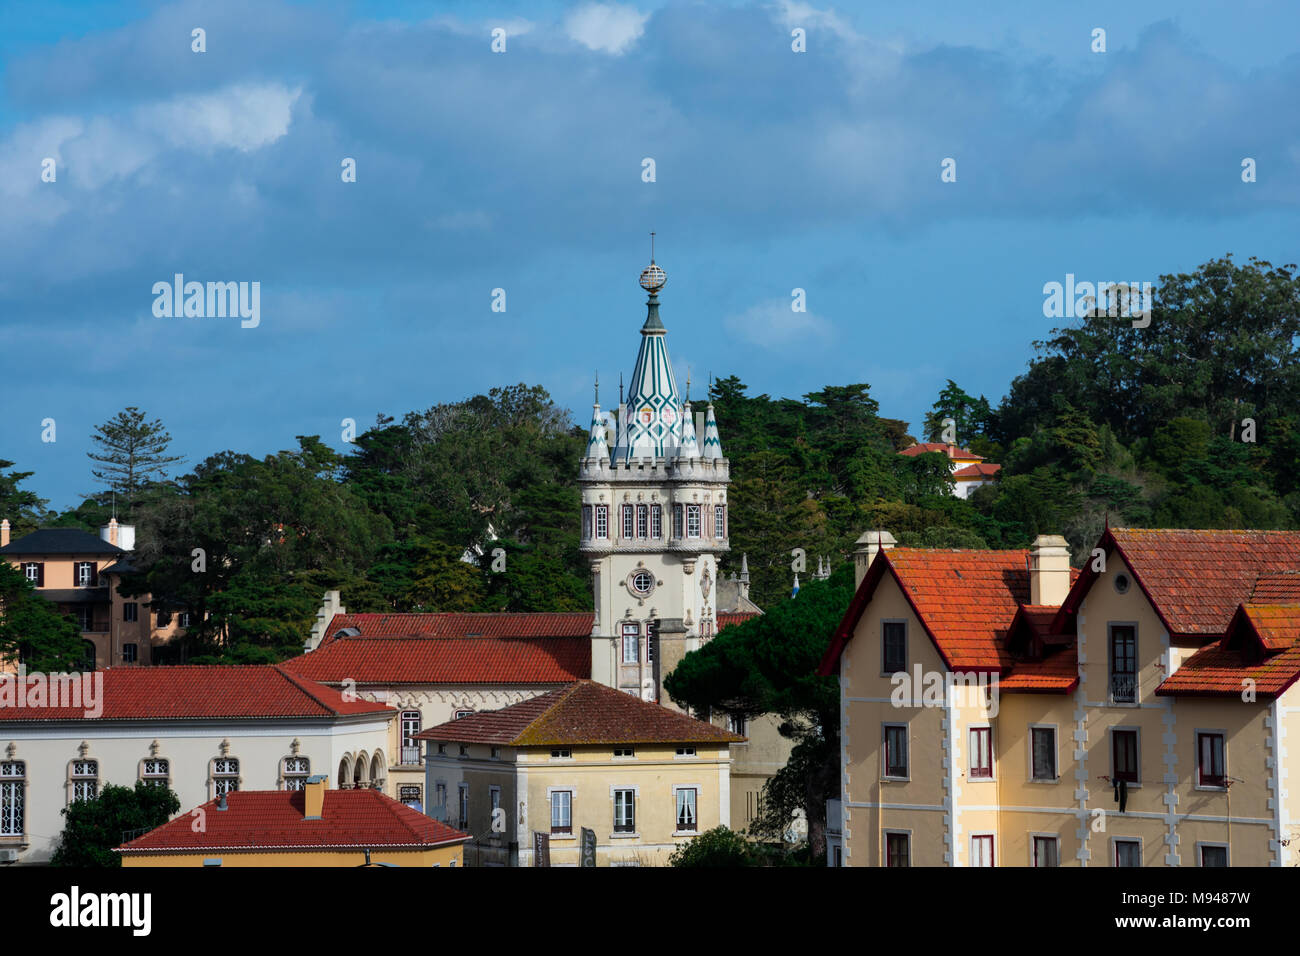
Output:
[
  {"xmin": 636, "ymin": 504, "xmax": 648, "ymax": 538},
  {"xmin": 140, "ymin": 757, "xmax": 170, "ymax": 788},
  {"xmin": 881, "ymin": 620, "xmax": 907, "ymax": 676},
  {"xmin": 0, "ymin": 761, "xmax": 25, "ymax": 837},
  {"xmin": 1029, "ymin": 724, "xmax": 1058, "ymax": 782},
  {"xmin": 1112, "ymin": 837, "xmax": 1142, "ymax": 867},
  {"xmin": 674, "ymin": 786, "xmax": 698, "ymax": 834},
  {"xmin": 970, "ymin": 833, "xmax": 995, "ymax": 867},
  {"xmin": 1108, "ymin": 622, "xmax": 1138, "ymax": 704},
  {"xmin": 582, "ymin": 505, "xmax": 592, "ymax": 539},
  {"xmin": 622, "ymin": 504, "xmax": 634, "ymax": 540},
  {"xmin": 672, "ymin": 504, "xmax": 684, "ymax": 538},
  {"xmin": 621, "ymin": 622, "xmax": 640, "ymax": 663},
  {"xmin": 613, "ymin": 788, "xmax": 636, "ymax": 833},
  {"xmin": 282, "ymin": 755, "xmax": 310, "ymax": 791},
  {"xmin": 650, "ymin": 504, "xmax": 662, "ymax": 539},
  {"xmin": 882, "ymin": 723, "xmax": 909, "ymax": 780},
  {"xmin": 1198, "ymin": 842, "xmax": 1229, "ymax": 867},
  {"xmin": 123, "ymin": 602, "xmax": 138, "ymax": 623},
  {"xmin": 70, "ymin": 759, "xmax": 99, "ymax": 804},
  {"xmin": 1031, "ymin": 834, "xmax": 1060, "ymax": 867},
  {"xmin": 1195, "ymin": 730, "xmax": 1227, "ymax": 789},
  {"xmin": 968, "ymin": 726, "xmax": 993, "ymax": 780},
  {"xmin": 550, "ymin": 787, "xmax": 573, "ymax": 835},
  {"xmin": 595, "ymin": 505, "xmax": 608, "ymax": 539},
  {"xmin": 1110, "ymin": 727, "xmax": 1140, "ymax": 785},
  {"xmin": 714, "ymin": 505, "xmax": 726, "ymax": 538},
  {"xmin": 883, "ymin": 829, "xmax": 911, "ymax": 867},
  {"xmin": 686, "ymin": 505, "xmax": 701, "ymax": 538},
  {"xmin": 212, "ymin": 756, "xmax": 240, "ymax": 798}
]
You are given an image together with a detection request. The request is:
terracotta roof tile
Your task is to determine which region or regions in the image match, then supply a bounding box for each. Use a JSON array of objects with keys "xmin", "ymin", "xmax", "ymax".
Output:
[
  {"xmin": 898, "ymin": 442, "xmax": 984, "ymax": 460},
  {"xmin": 998, "ymin": 647, "xmax": 1078, "ymax": 692},
  {"xmin": 953, "ymin": 462, "xmax": 1001, "ymax": 478},
  {"xmin": 1156, "ymin": 640, "xmax": 1300, "ymax": 698},
  {"xmin": 283, "ymin": 637, "xmax": 590, "ymax": 684},
  {"xmin": 1251, "ymin": 572, "xmax": 1300, "ymax": 605},
  {"xmin": 415, "ymin": 680, "xmax": 743, "ymax": 747},
  {"xmin": 717, "ymin": 612, "xmax": 759, "ymax": 630},
  {"xmin": 318, "ymin": 612, "xmax": 594, "ymax": 644},
  {"xmin": 118, "ymin": 788, "xmax": 468, "ymax": 853},
  {"xmin": 0, "ymin": 665, "xmax": 392, "ymax": 722}
]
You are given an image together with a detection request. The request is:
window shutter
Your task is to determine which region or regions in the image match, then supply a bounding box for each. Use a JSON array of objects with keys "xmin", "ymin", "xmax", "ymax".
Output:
[
  {"xmin": 89, "ymin": 563, "xmax": 99, "ymax": 588},
  {"xmin": 36, "ymin": 563, "xmax": 44, "ymax": 587}
]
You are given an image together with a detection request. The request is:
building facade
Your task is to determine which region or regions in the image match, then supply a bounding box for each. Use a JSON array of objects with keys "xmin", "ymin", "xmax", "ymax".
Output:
[{"xmin": 820, "ymin": 527, "xmax": 1300, "ymax": 867}]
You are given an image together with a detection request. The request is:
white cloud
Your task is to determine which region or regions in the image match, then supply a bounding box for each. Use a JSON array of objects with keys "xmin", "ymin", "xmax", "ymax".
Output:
[
  {"xmin": 565, "ymin": 3, "xmax": 648, "ymax": 55},
  {"xmin": 139, "ymin": 83, "xmax": 302, "ymax": 153},
  {"xmin": 723, "ymin": 299, "xmax": 833, "ymax": 349}
]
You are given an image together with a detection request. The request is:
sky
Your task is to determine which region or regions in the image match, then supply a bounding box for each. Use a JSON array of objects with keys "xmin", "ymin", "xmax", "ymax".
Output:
[{"xmin": 1, "ymin": 0, "xmax": 1298, "ymax": 509}]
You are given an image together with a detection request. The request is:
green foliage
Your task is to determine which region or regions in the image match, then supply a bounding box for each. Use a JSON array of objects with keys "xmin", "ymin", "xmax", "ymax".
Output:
[
  {"xmin": 51, "ymin": 782, "xmax": 181, "ymax": 867},
  {"xmin": 87, "ymin": 407, "xmax": 185, "ymax": 511},
  {"xmin": 923, "ymin": 380, "xmax": 993, "ymax": 446},
  {"xmin": 668, "ymin": 826, "xmax": 759, "ymax": 867},
  {"xmin": 0, "ymin": 562, "xmax": 87, "ymax": 671},
  {"xmin": 0, "ymin": 460, "xmax": 49, "ymax": 537}
]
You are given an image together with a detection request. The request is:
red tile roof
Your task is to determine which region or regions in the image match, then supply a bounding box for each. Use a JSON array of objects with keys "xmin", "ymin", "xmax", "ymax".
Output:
[
  {"xmin": 1239, "ymin": 604, "xmax": 1300, "ymax": 652},
  {"xmin": 318, "ymin": 612, "xmax": 594, "ymax": 644},
  {"xmin": 1156, "ymin": 640, "xmax": 1300, "ymax": 698},
  {"xmin": 898, "ymin": 443, "xmax": 984, "ymax": 460},
  {"xmin": 817, "ymin": 549, "xmax": 1080, "ymax": 692},
  {"xmin": 415, "ymin": 680, "xmax": 744, "ymax": 747},
  {"xmin": 283, "ymin": 637, "xmax": 590, "ymax": 685},
  {"xmin": 118, "ymin": 788, "xmax": 468, "ymax": 853},
  {"xmin": 1251, "ymin": 573, "xmax": 1300, "ymax": 605},
  {"xmin": 953, "ymin": 462, "xmax": 1001, "ymax": 479},
  {"xmin": 1058, "ymin": 528, "xmax": 1300, "ymax": 638},
  {"xmin": 0, "ymin": 666, "xmax": 392, "ymax": 722},
  {"xmin": 998, "ymin": 647, "xmax": 1079, "ymax": 692},
  {"xmin": 717, "ymin": 612, "xmax": 760, "ymax": 631}
]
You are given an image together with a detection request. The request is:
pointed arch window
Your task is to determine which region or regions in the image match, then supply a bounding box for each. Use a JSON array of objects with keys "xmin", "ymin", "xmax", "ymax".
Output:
[
  {"xmin": 0, "ymin": 762, "xmax": 25, "ymax": 836},
  {"xmin": 651, "ymin": 505, "xmax": 662, "ymax": 539},
  {"xmin": 672, "ymin": 504, "xmax": 684, "ymax": 538},
  {"xmin": 582, "ymin": 506, "xmax": 593, "ymax": 539},
  {"xmin": 715, "ymin": 506, "xmax": 726, "ymax": 538},
  {"xmin": 595, "ymin": 505, "xmax": 608, "ymax": 539},
  {"xmin": 622, "ymin": 505, "xmax": 634, "ymax": 539},
  {"xmin": 636, "ymin": 505, "xmax": 648, "ymax": 538}
]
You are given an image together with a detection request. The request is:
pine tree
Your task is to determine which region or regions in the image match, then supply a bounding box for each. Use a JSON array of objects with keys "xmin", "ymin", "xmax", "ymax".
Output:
[{"xmin": 86, "ymin": 407, "xmax": 184, "ymax": 508}]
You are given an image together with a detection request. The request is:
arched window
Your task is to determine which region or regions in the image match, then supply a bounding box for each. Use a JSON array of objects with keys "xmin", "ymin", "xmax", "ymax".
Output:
[
  {"xmin": 595, "ymin": 505, "xmax": 609, "ymax": 539},
  {"xmin": 650, "ymin": 504, "xmax": 662, "ymax": 539},
  {"xmin": 369, "ymin": 752, "xmax": 385, "ymax": 790},
  {"xmin": 141, "ymin": 758, "xmax": 170, "ymax": 788},
  {"xmin": 338, "ymin": 755, "xmax": 353, "ymax": 790},
  {"xmin": 622, "ymin": 505, "xmax": 634, "ymax": 539},
  {"xmin": 636, "ymin": 505, "xmax": 648, "ymax": 538}
]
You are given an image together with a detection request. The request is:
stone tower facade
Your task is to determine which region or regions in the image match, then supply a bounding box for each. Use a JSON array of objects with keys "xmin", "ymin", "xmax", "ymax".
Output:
[{"xmin": 579, "ymin": 256, "xmax": 730, "ymax": 706}]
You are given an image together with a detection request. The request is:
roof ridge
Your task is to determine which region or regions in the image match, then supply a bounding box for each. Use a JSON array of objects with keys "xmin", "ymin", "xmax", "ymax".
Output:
[{"xmin": 273, "ymin": 666, "xmax": 337, "ymax": 716}]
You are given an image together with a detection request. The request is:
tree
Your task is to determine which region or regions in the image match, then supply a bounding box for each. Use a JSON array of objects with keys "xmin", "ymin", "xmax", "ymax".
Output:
[
  {"xmin": 50, "ymin": 781, "xmax": 181, "ymax": 867},
  {"xmin": 0, "ymin": 461, "xmax": 49, "ymax": 537},
  {"xmin": 0, "ymin": 563, "xmax": 87, "ymax": 672},
  {"xmin": 87, "ymin": 407, "xmax": 185, "ymax": 509},
  {"xmin": 668, "ymin": 826, "xmax": 758, "ymax": 867},
  {"xmin": 923, "ymin": 380, "xmax": 993, "ymax": 446}
]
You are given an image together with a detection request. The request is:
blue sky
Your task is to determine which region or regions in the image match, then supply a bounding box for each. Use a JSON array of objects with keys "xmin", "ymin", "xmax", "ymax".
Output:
[{"xmin": 1, "ymin": 0, "xmax": 1298, "ymax": 509}]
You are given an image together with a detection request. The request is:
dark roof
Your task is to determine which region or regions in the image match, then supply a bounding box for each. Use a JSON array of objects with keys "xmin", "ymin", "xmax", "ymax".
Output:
[
  {"xmin": 100, "ymin": 558, "xmax": 136, "ymax": 575},
  {"xmin": 0, "ymin": 528, "xmax": 124, "ymax": 556},
  {"xmin": 35, "ymin": 588, "xmax": 109, "ymax": 605},
  {"xmin": 415, "ymin": 680, "xmax": 744, "ymax": 747}
]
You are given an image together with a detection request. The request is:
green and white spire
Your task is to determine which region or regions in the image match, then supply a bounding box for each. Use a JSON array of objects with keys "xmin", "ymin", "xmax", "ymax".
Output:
[
  {"xmin": 619, "ymin": 252, "xmax": 683, "ymax": 461},
  {"xmin": 585, "ymin": 373, "xmax": 609, "ymax": 459},
  {"xmin": 702, "ymin": 401, "xmax": 723, "ymax": 459},
  {"xmin": 679, "ymin": 398, "xmax": 700, "ymax": 458}
]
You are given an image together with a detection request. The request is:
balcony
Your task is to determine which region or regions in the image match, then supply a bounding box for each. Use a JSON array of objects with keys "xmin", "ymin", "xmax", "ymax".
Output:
[
  {"xmin": 1110, "ymin": 673, "xmax": 1136, "ymax": 703},
  {"xmin": 400, "ymin": 746, "xmax": 421, "ymax": 766}
]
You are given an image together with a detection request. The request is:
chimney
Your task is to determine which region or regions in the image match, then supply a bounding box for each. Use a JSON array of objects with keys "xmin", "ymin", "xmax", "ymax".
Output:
[
  {"xmin": 304, "ymin": 774, "xmax": 328, "ymax": 820},
  {"xmin": 107, "ymin": 518, "xmax": 118, "ymax": 546},
  {"xmin": 0, "ymin": 519, "xmax": 8, "ymax": 548},
  {"xmin": 853, "ymin": 530, "xmax": 896, "ymax": 588},
  {"xmin": 1030, "ymin": 534, "xmax": 1072, "ymax": 606}
]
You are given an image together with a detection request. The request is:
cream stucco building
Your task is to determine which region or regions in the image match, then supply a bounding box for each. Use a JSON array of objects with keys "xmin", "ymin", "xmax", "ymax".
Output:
[{"xmin": 820, "ymin": 527, "xmax": 1300, "ymax": 867}]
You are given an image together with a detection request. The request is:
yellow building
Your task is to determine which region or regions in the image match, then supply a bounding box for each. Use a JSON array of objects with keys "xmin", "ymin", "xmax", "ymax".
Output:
[
  {"xmin": 415, "ymin": 679, "xmax": 743, "ymax": 866},
  {"xmin": 118, "ymin": 775, "xmax": 468, "ymax": 867},
  {"xmin": 819, "ymin": 527, "xmax": 1300, "ymax": 867}
]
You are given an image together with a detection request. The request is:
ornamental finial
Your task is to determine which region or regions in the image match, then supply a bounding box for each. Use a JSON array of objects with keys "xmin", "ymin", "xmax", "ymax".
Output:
[{"xmin": 639, "ymin": 232, "xmax": 666, "ymax": 294}]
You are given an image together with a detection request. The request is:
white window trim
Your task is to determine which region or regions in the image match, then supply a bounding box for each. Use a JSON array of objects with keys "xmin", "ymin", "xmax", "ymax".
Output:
[
  {"xmin": 1109, "ymin": 725, "xmax": 1143, "ymax": 788},
  {"xmin": 671, "ymin": 784, "xmax": 700, "ymax": 836},
  {"xmin": 1028, "ymin": 832, "xmax": 1060, "ymax": 867},
  {"xmin": 882, "ymin": 722, "xmax": 910, "ymax": 781},
  {"xmin": 969, "ymin": 832, "xmax": 996, "ymax": 867},
  {"xmin": 547, "ymin": 786, "xmax": 575, "ymax": 839},
  {"xmin": 673, "ymin": 746, "xmax": 698, "ymax": 759},
  {"xmin": 1106, "ymin": 620, "xmax": 1141, "ymax": 707},
  {"xmin": 610, "ymin": 784, "xmax": 638, "ymax": 838},
  {"xmin": 1197, "ymin": 841, "xmax": 1230, "ymax": 867},
  {"xmin": 967, "ymin": 724, "xmax": 995, "ymax": 781},
  {"xmin": 882, "ymin": 827, "xmax": 912, "ymax": 867}
]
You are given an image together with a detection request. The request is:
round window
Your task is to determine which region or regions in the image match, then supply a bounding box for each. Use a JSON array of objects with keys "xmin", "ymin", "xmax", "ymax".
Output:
[
  {"xmin": 631, "ymin": 571, "xmax": 654, "ymax": 595},
  {"xmin": 1114, "ymin": 573, "xmax": 1130, "ymax": 594}
]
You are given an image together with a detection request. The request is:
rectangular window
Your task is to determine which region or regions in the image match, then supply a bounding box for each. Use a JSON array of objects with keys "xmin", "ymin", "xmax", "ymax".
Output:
[
  {"xmin": 621, "ymin": 623, "xmax": 640, "ymax": 663},
  {"xmin": 75, "ymin": 562, "xmax": 95, "ymax": 586},
  {"xmin": 1114, "ymin": 839, "xmax": 1141, "ymax": 867},
  {"xmin": 636, "ymin": 504, "xmax": 648, "ymax": 538},
  {"xmin": 676, "ymin": 788, "xmax": 698, "ymax": 832},
  {"xmin": 490, "ymin": 786, "xmax": 501, "ymax": 816},
  {"xmin": 401, "ymin": 710, "xmax": 422, "ymax": 765},
  {"xmin": 728, "ymin": 713, "xmax": 747, "ymax": 736},
  {"xmin": 969, "ymin": 727, "xmax": 992, "ymax": 779},
  {"xmin": 0, "ymin": 762, "xmax": 24, "ymax": 836},
  {"xmin": 1112, "ymin": 729, "xmax": 1139, "ymax": 783},
  {"xmin": 1109, "ymin": 625, "xmax": 1137, "ymax": 703},
  {"xmin": 714, "ymin": 505, "xmax": 725, "ymax": 538},
  {"xmin": 651, "ymin": 505, "xmax": 662, "ymax": 539},
  {"xmin": 883, "ymin": 724, "xmax": 909, "ymax": 778},
  {"xmin": 74, "ymin": 607, "xmax": 93, "ymax": 631},
  {"xmin": 22, "ymin": 562, "xmax": 40, "ymax": 584},
  {"xmin": 123, "ymin": 602, "xmax": 138, "ymax": 622},
  {"xmin": 614, "ymin": 789, "xmax": 635, "ymax": 832},
  {"xmin": 1031, "ymin": 727, "xmax": 1057, "ymax": 781},
  {"xmin": 399, "ymin": 785, "xmax": 423, "ymax": 809},
  {"xmin": 435, "ymin": 783, "xmax": 447, "ymax": 814},
  {"xmin": 551, "ymin": 790, "xmax": 572, "ymax": 833},
  {"xmin": 213, "ymin": 758, "xmax": 239, "ymax": 796},
  {"xmin": 882, "ymin": 622, "xmax": 906, "ymax": 674},
  {"xmin": 595, "ymin": 505, "xmax": 608, "ymax": 539},
  {"xmin": 283, "ymin": 756, "xmax": 310, "ymax": 790},
  {"xmin": 122, "ymin": 643, "xmax": 138, "ymax": 663},
  {"xmin": 673, "ymin": 504, "xmax": 684, "ymax": 538},
  {"xmin": 676, "ymin": 746, "xmax": 696, "ymax": 757},
  {"xmin": 180, "ymin": 611, "xmax": 193, "ymax": 628},
  {"xmin": 686, "ymin": 505, "xmax": 701, "ymax": 538},
  {"xmin": 1200, "ymin": 844, "xmax": 1228, "ymax": 867},
  {"xmin": 142, "ymin": 759, "xmax": 169, "ymax": 788},
  {"xmin": 582, "ymin": 505, "xmax": 592, "ymax": 539},
  {"xmin": 613, "ymin": 748, "xmax": 634, "ymax": 758},
  {"xmin": 1033, "ymin": 836, "xmax": 1059, "ymax": 867},
  {"xmin": 1197, "ymin": 732, "xmax": 1225, "ymax": 788},
  {"xmin": 458, "ymin": 783, "xmax": 469, "ymax": 830},
  {"xmin": 550, "ymin": 749, "xmax": 571, "ymax": 759},
  {"xmin": 72, "ymin": 760, "xmax": 98, "ymax": 802},
  {"xmin": 622, "ymin": 505, "xmax": 634, "ymax": 539},
  {"xmin": 970, "ymin": 834, "xmax": 994, "ymax": 867},
  {"xmin": 885, "ymin": 831, "xmax": 910, "ymax": 867}
]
